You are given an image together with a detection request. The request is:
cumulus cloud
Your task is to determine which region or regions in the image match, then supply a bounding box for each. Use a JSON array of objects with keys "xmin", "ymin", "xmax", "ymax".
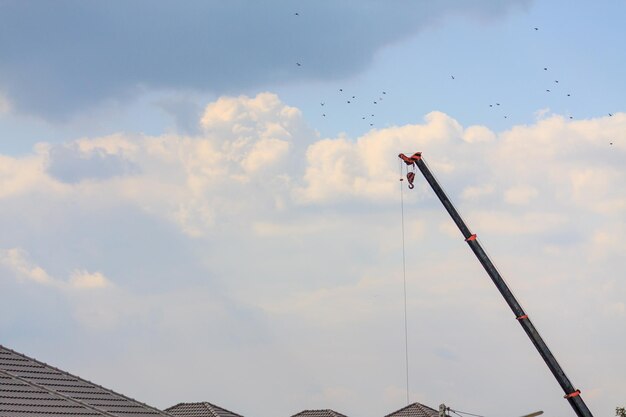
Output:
[
  {"xmin": 0, "ymin": 152, "xmax": 63, "ymax": 198},
  {"xmin": 462, "ymin": 184, "xmax": 495, "ymax": 200},
  {"xmin": 18, "ymin": 93, "xmax": 312, "ymax": 236},
  {"xmin": 0, "ymin": 1, "xmax": 529, "ymax": 119},
  {"xmin": 462, "ymin": 125, "xmax": 496, "ymax": 143},
  {"xmin": 1, "ymin": 97, "xmax": 625, "ymax": 417},
  {"xmin": 69, "ymin": 270, "xmax": 111, "ymax": 289},
  {"xmin": 47, "ymin": 140, "xmax": 140, "ymax": 183},
  {"xmin": 0, "ymin": 248, "xmax": 55, "ymax": 285},
  {"xmin": 293, "ymin": 111, "xmax": 493, "ymax": 203},
  {"xmin": 2, "ymin": 96, "xmax": 624, "ymax": 243},
  {"xmin": 0, "ymin": 248, "xmax": 111, "ymax": 291},
  {"xmin": 504, "ymin": 185, "xmax": 538, "ymax": 205}
]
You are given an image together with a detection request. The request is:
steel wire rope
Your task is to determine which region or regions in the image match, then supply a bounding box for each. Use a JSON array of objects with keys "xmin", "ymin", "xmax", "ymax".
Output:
[
  {"xmin": 398, "ymin": 158, "xmax": 410, "ymax": 405},
  {"xmin": 449, "ymin": 408, "xmax": 486, "ymax": 417}
]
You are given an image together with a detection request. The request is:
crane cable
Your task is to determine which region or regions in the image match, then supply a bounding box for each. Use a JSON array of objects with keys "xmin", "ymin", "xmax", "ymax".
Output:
[
  {"xmin": 398, "ymin": 159, "xmax": 410, "ymax": 405},
  {"xmin": 449, "ymin": 409, "xmax": 486, "ymax": 417}
]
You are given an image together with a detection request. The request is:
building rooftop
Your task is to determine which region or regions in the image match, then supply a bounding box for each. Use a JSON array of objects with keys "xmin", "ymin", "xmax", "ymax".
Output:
[
  {"xmin": 384, "ymin": 402, "xmax": 440, "ymax": 417},
  {"xmin": 290, "ymin": 409, "xmax": 349, "ymax": 417},
  {"xmin": 0, "ymin": 344, "xmax": 172, "ymax": 417},
  {"xmin": 166, "ymin": 401, "xmax": 244, "ymax": 417}
]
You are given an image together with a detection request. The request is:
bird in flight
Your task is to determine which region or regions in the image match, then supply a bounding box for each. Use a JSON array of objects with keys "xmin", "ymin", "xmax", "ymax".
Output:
[
  {"xmin": 534, "ymin": 27, "xmax": 539, "ymax": 30},
  {"xmin": 296, "ymin": 62, "xmax": 301, "ymax": 67},
  {"xmin": 544, "ymin": 67, "xmax": 548, "ymax": 71},
  {"xmin": 294, "ymin": 12, "xmax": 299, "ymax": 16},
  {"xmin": 609, "ymin": 113, "xmax": 613, "ymax": 116},
  {"xmin": 451, "ymin": 75, "xmax": 455, "ymax": 80}
]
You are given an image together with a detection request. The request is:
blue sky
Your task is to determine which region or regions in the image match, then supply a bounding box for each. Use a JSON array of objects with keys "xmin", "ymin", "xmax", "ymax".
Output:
[{"xmin": 1, "ymin": 2, "xmax": 625, "ymax": 417}]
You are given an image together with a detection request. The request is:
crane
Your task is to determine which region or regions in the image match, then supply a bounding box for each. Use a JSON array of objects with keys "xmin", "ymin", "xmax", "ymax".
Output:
[{"xmin": 399, "ymin": 152, "xmax": 593, "ymax": 417}]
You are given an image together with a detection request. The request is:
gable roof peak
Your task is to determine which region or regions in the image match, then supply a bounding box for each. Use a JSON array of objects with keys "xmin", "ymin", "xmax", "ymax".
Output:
[
  {"xmin": 165, "ymin": 401, "xmax": 245, "ymax": 417},
  {"xmin": 384, "ymin": 401, "xmax": 440, "ymax": 417}
]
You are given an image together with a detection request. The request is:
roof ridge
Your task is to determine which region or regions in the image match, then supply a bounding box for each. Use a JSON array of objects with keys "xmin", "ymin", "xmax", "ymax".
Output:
[
  {"xmin": 0, "ymin": 368, "xmax": 117, "ymax": 417},
  {"xmin": 415, "ymin": 403, "xmax": 438, "ymax": 413},
  {"xmin": 203, "ymin": 401, "xmax": 245, "ymax": 417},
  {"xmin": 292, "ymin": 409, "xmax": 348, "ymax": 417},
  {"xmin": 0, "ymin": 344, "xmax": 174, "ymax": 417},
  {"xmin": 203, "ymin": 401, "xmax": 223, "ymax": 417}
]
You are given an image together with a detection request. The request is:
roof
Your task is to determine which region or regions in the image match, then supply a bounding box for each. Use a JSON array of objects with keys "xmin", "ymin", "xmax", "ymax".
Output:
[
  {"xmin": 384, "ymin": 402, "xmax": 440, "ymax": 417},
  {"xmin": 0, "ymin": 344, "xmax": 173, "ymax": 417},
  {"xmin": 166, "ymin": 402, "xmax": 244, "ymax": 417},
  {"xmin": 290, "ymin": 410, "xmax": 349, "ymax": 417}
]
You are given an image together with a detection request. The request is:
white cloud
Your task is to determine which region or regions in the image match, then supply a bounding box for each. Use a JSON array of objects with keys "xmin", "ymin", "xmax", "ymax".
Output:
[
  {"xmin": 69, "ymin": 269, "xmax": 111, "ymax": 289},
  {"xmin": 504, "ymin": 185, "xmax": 538, "ymax": 205},
  {"xmin": 294, "ymin": 111, "xmax": 466, "ymax": 203},
  {"xmin": 471, "ymin": 210, "xmax": 567, "ymax": 235},
  {"xmin": 0, "ymin": 247, "xmax": 113, "ymax": 292},
  {"xmin": 0, "ymin": 248, "xmax": 54, "ymax": 285},
  {"xmin": 200, "ymin": 93, "xmax": 302, "ymax": 140},
  {"xmin": 241, "ymin": 138, "xmax": 290, "ymax": 173},
  {"xmin": 462, "ymin": 125, "xmax": 496, "ymax": 143},
  {"xmin": 1, "ymin": 100, "xmax": 624, "ymax": 248},
  {"xmin": 0, "ymin": 153, "xmax": 64, "ymax": 199},
  {"xmin": 1, "ymin": 99, "xmax": 625, "ymax": 417},
  {"xmin": 462, "ymin": 184, "xmax": 495, "ymax": 200}
]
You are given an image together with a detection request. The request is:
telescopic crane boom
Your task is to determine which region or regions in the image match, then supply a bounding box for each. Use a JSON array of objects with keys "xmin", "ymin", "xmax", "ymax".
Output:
[{"xmin": 399, "ymin": 152, "xmax": 593, "ymax": 417}]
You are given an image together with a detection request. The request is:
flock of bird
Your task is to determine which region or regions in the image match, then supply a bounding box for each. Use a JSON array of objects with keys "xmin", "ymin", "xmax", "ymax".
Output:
[{"xmin": 291, "ymin": 13, "xmax": 617, "ymax": 145}]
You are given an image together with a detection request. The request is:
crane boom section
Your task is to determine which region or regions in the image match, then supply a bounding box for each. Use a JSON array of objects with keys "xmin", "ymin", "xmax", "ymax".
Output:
[{"xmin": 399, "ymin": 152, "xmax": 592, "ymax": 417}]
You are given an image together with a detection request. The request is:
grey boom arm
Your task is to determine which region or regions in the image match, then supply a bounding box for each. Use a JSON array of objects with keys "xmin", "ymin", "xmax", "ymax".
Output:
[{"xmin": 399, "ymin": 152, "xmax": 593, "ymax": 417}]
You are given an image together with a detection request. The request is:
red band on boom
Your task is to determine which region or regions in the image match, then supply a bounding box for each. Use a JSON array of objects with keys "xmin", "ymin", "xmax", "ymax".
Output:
[
  {"xmin": 564, "ymin": 390, "xmax": 581, "ymax": 399},
  {"xmin": 465, "ymin": 234, "xmax": 477, "ymax": 241},
  {"xmin": 516, "ymin": 315, "xmax": 529, "ymax": 320}
]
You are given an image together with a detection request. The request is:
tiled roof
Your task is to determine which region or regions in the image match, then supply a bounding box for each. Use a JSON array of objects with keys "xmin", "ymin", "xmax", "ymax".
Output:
[
  {"xmin": 290, "ymin": 410, "xmax": 349, "ymax": 417},
  {"xmin": 0, "ymin": 344, "xmax": 173, "ymax": 417},
  {"xmin": 165, "ymin": 402, "xmax": 244, "ymax": 417},
  {"xmin": 384, "ymin": 402, "xmax": 440, "ymax": 417}
]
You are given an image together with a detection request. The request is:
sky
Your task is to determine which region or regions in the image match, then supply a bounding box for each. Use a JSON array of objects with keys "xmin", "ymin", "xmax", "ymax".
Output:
[{"xmin": 0, "ymin": 1, "xmax": 624, "ymax": 417}]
